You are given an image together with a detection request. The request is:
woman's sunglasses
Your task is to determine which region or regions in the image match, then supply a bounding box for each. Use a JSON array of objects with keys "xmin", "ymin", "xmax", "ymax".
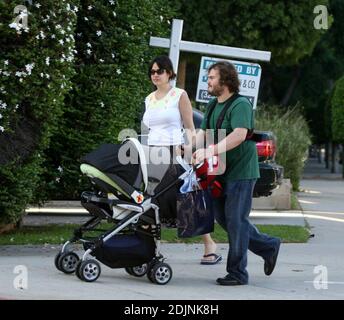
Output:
[{"xmin": 150, "ymin": 68, "xmax": 165, "ymax": 76}]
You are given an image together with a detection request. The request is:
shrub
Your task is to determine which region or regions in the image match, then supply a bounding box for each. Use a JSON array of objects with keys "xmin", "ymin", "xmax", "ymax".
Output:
[
  {"xmin": 39, "ymin": 0, "xmax": 175, "ymax": 200},
  {"xmin": 0, "ymin": 1, "xmax": 79, "ymax": 225},
  {"xmin": 331, "ymin": 76, "xmax": 344, "ymax": 143},
  {"xmin": 255, "ymin": 105, "xmax": 311, "ymax": 190}
]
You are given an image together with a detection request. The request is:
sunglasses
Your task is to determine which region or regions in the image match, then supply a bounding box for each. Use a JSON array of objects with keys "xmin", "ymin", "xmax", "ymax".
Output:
[{"xmin": 150, "ymin": 68, "xmax": 165, "ymax": 76}]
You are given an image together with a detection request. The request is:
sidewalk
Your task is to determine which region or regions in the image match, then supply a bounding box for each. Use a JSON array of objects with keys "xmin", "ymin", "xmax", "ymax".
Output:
[{"xmin": 2, "ymin": 157, "xmax": 343, "ymax": 299}]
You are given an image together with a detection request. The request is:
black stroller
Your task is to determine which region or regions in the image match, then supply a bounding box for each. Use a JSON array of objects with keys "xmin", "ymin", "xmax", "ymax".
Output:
[{"xmin": 54, "ymin": 138, "xmax": 192, "ymax": 285}]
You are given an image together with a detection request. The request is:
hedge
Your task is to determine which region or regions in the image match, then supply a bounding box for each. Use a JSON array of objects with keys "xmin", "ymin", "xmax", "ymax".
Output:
[
  {"xmin": 331, "ymin": 75, "xmax": 344, "ymax": 143},
  {"xmin": 0, "ymin": 1, "xmax": 79, "ymax": 225},
  {"xmin": 37, "ymin": 0, "xmax": 175, "ymax": 200},
  {"xmin": 255, "ymin": 105, "xmax": 311, "ymax": 191}
]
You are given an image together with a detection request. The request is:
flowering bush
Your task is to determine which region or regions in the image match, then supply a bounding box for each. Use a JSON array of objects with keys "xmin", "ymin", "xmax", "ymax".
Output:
[{"xmin": 0, "ymin": 1, "xmax": 79, "ymax": 225}]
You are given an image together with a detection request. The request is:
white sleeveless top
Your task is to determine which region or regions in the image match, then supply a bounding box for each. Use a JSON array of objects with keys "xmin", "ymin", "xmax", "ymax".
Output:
[{"xmin": 143, "ymin": 87, "xmax": 185, "ymax": 146}]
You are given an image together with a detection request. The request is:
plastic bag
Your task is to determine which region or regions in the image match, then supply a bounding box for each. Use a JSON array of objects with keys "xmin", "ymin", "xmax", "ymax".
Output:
[{"xmin": 176, "ymin": 190, "xmax": 214, "ymax": 238}]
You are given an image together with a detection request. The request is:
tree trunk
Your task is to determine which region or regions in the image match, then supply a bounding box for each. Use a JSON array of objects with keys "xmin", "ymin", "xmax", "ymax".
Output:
[
  {"xmin": 331, "ymin": 142, "xmax": 336, "ymax": 173},
  {"xmin": 325, "ymin": 142, "xmax": 329, "ymax": 169},
  {"xmin": 280, "ymin": 66, "xmax": 301, "ymax": 106},
  {"xmin": 317, "ymin": 144, "xmax": 322, "ymax": 163},
  {"xmin": 342, "ymin": 143, "xmax": 344, "ymax": 179},
  {"xmin": 176, "ymin": 58, "xmax": 187, "ymax": 89}
]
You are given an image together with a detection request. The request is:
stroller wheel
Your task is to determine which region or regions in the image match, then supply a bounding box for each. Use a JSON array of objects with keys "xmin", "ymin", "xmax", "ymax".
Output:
[
  {"xmin": 54, "ymin": 252, "xmax": 63, "ymax": 271},
  {"xmin": 151, "ymin": 263, "xmax": 172, "ymax": 285},
  {"xmin": 125, "ymin": 264, "xmax": 148, "ymax": 277},
  {"xmin": 58, "ymin": 252, "xmax": 80, "ymax": 274},
  {"xmin": 77, "ymin": 259, "xmax": 101, "ymax": 282}
]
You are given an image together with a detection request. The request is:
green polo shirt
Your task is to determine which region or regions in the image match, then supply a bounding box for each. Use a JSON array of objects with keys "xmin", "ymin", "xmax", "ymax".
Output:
[{"xmin": 200, "ymin": 96, "xmax": 260, "ymax": 182}]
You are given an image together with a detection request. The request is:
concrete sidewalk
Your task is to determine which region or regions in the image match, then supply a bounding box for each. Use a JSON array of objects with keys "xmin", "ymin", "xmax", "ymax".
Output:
[{"xmin": 1, "ymin": 156, "xmax": 343, "ymax": 300}]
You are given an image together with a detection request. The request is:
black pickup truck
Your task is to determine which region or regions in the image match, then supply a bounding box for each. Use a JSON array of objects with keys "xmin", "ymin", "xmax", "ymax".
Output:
[{"xmin": 192, "ymin": 109, "xmax": 284, "ymax": 197}]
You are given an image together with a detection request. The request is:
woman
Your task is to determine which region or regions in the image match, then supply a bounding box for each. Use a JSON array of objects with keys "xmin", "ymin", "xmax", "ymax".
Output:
[{"xmin": 142, "ymin": 55, "xmax": 222, "ymax": 265}]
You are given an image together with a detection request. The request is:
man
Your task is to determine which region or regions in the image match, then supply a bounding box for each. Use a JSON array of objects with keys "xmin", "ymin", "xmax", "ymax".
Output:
[{"xmin": 193, "ymin": 61, "xmax": 281, "ymax": 286}]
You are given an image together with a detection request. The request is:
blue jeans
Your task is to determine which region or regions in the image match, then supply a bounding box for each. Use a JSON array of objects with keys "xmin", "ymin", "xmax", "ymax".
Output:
[{"xmin": 212, "ymin": 179, "xmax": 280, "ymax": 284}]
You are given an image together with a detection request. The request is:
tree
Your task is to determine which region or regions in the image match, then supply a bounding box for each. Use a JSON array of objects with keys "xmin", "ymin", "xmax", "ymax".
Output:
[{"xmin": 175, "ymin": 0, "xmax": 328, "ymax": 66}]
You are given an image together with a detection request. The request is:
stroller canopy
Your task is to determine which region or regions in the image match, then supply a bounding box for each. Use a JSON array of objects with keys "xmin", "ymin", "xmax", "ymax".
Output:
[{"xmin": 81, "ymin": 138, "xmax": 148, "ymax": 194}]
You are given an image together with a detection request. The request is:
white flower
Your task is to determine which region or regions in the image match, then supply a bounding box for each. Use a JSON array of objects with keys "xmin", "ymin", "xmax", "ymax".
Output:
[
  {"xmin": 51, "ymin": 34, "xmax": 56, "ymax": 39},
  {"xmin": 84, "ymin": 17, "xmax": 89, "ymax": 21},
  {"xmin": 56, "ymin": 177, "xmax": 61, "ymax": 183},
  {"xmin": 19, "ymin": 78, "xmax": 23, "ymax": 82},
  {"xmin": 111, "ymin": 53, "xmax": 116, "ymax": 58},
  {"xmin": 99, "ymin": 59, "xmax": 104, "ymax": 63},
  {"xmin": 25, "ymin": 63, "xmax": 35, "ymax": 74},
  {"xmin": 40, "ymin": 31, "xmax": 45, "ymax": 39},
  {"xmin": 46, "ymin": 57, "xmax": 50, "ymax": 66},
  {"xmin": 88, "ymin": 5, "xmax": 93, "ymax": 10},
  {"xmin": 4, "ymin": 60, "xmax": 8, "ymax": 65},
  {"xmin": 131, "ymin": 25, "xmax": 135, "ymax": 30},
  {"xmin": 15, "ymin": 71, "xmax": 22, "ymax": 77},
  {"xmin": 59, "ymin": 39, "xmax": 64, "ymax": 45},
  {"xmin": 113, "ymin": 11, "xmax": 117, "ymax": 18},
  {"xmin": 86, "ymin": 49, "xmax": 92, "ymax": 55},
  {"xmin": 0, "ymin": 114, "xmax": 2, "ymax": 119},
  {"xmin": 86, "ymin": 42, "xmax": 92, "ymax": 48},
  {"xmin": 60, "ymin": 29, "xmax": 65, "ymax": 35},
  {"xmin": 40, "ymin": 73, "xmax": 44, "ymax": 77},
  {"xmin": 109, "ymin": 0, "xmax": 115, "ymax": 5},
  {"xmin": 96, "ymin": 30, "xmax": 102, "ymax": 36},
  {"xmin": 45, "ymin": 74, "xmax": 50, "ymax": 79},
  {"xmin": 57, "ymin": 166, "xmax": 63, "ymax": 173},
  {"xmin": 0, "ymin": 126, "xmax": 4, "ymax": 132},
  {"xmin": 56, "ymin": 24, "xmax": 61, "ymax": 29},
  {"xmin": 9, "ymin": 22, "xmax": 20, "ymax": 31},
  {"xmin": 35, "ymin": 3, "xmax": 41, "ymax": 8},
  {"xmin": 160, "ymin": 16, "xmax": 164, "ymax": 22},
  {"xmin": 116, "ymin": 69, "xmax": 121, "ymax": 75},
  {"xmin": 100, "ymin": 102, "xmax": 104, "ymax": 108}
]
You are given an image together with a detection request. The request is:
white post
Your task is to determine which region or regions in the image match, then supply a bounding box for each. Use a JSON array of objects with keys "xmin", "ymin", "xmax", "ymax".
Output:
[{"xmin": 168, "ymin": 19, "xmax": 183, "ymax": 87}]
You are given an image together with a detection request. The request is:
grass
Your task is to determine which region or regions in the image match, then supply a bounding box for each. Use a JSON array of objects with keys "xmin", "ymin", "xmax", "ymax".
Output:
[
  {"xmin": 0, "ymin": 222, "xmax": 310, "ymax": 245},
  {"xmin": 291, "ymin": 192, "xmax": 302, "ymax": 210}
]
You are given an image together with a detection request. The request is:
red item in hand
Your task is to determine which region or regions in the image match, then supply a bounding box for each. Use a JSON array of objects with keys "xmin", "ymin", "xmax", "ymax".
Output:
[{"xmin": 195, "ymin": 155, "xmax": 225, "ymax": 198}]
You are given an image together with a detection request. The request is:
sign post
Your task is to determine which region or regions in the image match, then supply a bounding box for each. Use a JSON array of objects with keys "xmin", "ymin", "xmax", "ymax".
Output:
[{"xmin": 150, "ymin": 19, "xmax": 270, "ymax": 104}]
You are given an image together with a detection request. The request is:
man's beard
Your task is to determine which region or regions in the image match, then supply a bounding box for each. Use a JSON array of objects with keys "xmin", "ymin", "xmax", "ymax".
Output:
[{"xmin": 208, "ymin": 84, "xmax": 224, "ymax": 97}]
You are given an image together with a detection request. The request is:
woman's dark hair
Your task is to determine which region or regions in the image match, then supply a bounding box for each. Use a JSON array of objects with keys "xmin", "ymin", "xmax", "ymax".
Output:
[
  {"xmin": 148, "ymin": 55, "xmax": 176, "ymax": 80},
  {"xmin": 208, "ymin": 61, "xmax": 240, "ymax": 93}
]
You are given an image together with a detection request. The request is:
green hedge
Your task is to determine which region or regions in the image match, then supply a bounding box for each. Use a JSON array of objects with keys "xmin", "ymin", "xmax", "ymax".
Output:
[
  {"xmin": 0, "ymin": 1, "xmax": 79, "ymax": 224},
  {"xmin": 331, "ymin": 76, "xmax": 344, "ymax": 142},
  {"xmin": 38, "ymin": 0, "xmax": 175, "ymax": 200},
  {"xmin": 255, "ymin": 105, "xmax": 311, "ymax": 190}
]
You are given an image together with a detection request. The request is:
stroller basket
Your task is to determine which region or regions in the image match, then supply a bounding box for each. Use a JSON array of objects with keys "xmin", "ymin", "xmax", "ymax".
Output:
[{"xmin": 84, "ymin": 232, "xmax": 156, "ymax": 268}]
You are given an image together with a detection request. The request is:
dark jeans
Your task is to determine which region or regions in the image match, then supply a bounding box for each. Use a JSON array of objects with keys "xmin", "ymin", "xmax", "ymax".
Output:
[{"xmin": 212, "ymin": 179, "xmax": 280, "ymax": 284}]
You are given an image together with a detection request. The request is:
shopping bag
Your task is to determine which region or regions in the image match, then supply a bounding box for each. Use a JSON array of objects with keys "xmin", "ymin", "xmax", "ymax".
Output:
[{"xmin": 176, "ymin": 189, "xmax": 214, "ymax": 238}]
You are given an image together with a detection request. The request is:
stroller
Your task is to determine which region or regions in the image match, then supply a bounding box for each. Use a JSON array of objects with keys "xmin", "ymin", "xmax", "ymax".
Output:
[{"xmin": 54, "ymin": 138, "xmax": 193, "ymax": 285}]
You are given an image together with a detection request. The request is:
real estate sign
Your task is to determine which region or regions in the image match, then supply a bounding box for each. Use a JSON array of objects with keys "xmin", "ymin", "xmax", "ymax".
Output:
[{"xmin": 196, "ymin": 56, "xmax": 262, "ymax": 109}]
